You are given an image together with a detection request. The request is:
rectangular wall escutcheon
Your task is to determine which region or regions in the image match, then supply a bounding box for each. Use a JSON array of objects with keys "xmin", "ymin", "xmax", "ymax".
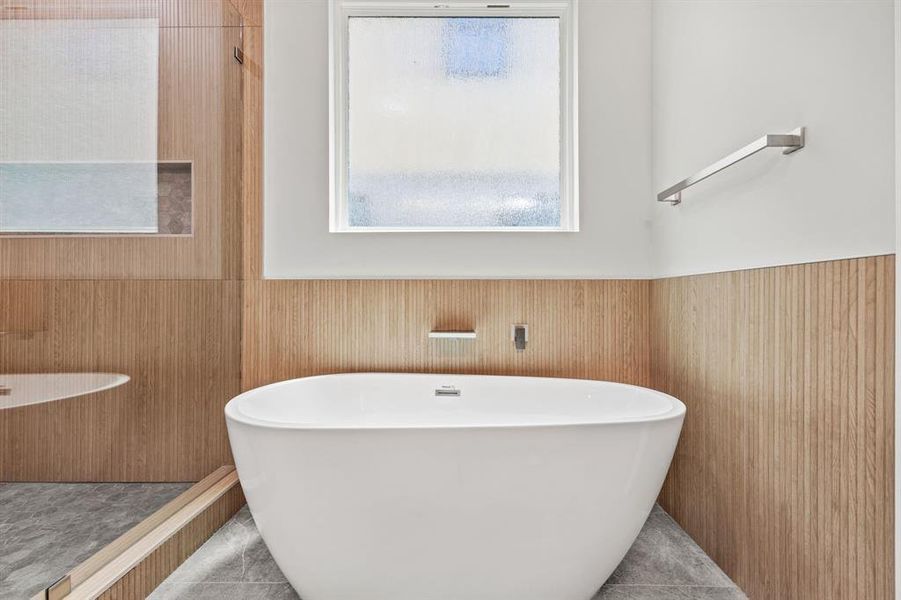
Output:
[{"xmin": 428, "ymin": 330, "xmax": 477, "ymax": 340}]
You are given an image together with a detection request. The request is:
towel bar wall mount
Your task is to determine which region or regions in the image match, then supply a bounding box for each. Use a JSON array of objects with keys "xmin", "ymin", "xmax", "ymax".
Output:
[{"xmin": 657, "ymin": 127, "xmax": 805, "ymax": 206}]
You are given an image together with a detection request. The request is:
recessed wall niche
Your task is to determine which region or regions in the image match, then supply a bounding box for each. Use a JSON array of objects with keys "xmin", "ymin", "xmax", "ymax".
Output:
[{"xmin": 0, "ymin": 161, "xmax": 192, "ymax": 236}]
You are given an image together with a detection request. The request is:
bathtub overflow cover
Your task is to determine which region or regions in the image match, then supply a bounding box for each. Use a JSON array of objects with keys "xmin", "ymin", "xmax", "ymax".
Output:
[{"xmin": 435, "ymin": 385, "xmax": 461, "ymax": 397}]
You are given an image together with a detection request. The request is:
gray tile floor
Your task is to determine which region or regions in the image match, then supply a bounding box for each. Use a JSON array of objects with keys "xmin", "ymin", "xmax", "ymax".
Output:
[
  {"xmin": 150, "ymin": 505, "xmax": 747, "ymax": 600},
  {"xmin": 0, "ymin": 483, "xmax": 745, "ymax": 600},
  {"xmin": 0, "ymin": 482, "xmax": 191, "ymax": 600}
]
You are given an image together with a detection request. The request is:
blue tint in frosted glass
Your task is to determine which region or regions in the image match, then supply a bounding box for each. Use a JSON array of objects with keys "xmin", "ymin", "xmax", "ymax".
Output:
[{"xmin": 442, "ymin": 18, "xmax": 508, "ymax": 79}]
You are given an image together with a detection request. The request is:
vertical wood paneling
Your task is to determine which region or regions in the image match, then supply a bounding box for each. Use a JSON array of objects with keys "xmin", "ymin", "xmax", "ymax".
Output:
[
  {"xmin": 229, "ymin": 0, "xmax": 262, "ymax": 26},
  {"xmin": 242, "ymin": 279, "xmax": 651, "ymax": 390},
  {"xmin": 650, "ymin": 255, "xmax": 895, "ymax": 600},
  {"xmin": 240, "ymin": 21, "xmax": 263, "ymax": 280},
  {"xmin": 0, "ymin": 280, "xmax": 241, "ymax": 481}
]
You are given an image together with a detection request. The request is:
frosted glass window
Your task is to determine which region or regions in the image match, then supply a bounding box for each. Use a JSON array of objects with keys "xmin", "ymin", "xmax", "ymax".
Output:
[
  {"xmin": 337, "ymin": 12, "xmax": 572, "ymax": 231},
  {"xmin": 0, "ymin": 19, "xmax": 186, "ymax": 235}
]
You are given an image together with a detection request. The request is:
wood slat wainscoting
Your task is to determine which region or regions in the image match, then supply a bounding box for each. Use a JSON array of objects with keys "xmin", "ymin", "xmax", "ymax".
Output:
[
  {"xmin": 0, "ymin": 280, "xmax": 241, "ymax": 482},
  {"xmin": 242, "ymin": 279, "xmax": 651, "ymax": 390},
  {"xmin": 650, "ymin": 255, "xmax": 895, "ymax": 600}
]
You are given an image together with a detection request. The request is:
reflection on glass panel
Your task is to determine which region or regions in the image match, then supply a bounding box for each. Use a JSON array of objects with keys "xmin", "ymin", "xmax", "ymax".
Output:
[
  {"xmin": 0, "ymin": 18, "xmax": 191, "ymax": 235},
  {"xmin": 347, "ymin": 16, "xmax": 560, "ymax": 229}
]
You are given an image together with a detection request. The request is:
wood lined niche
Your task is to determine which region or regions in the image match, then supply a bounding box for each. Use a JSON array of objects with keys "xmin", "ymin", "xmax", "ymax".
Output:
[
  {"xmin": 651, "ymin": 255, "xmax": 895, "ymax": 600},
  {"xmin": 0, "ymin": 162, "xmax": 193, "ymax": 236}
]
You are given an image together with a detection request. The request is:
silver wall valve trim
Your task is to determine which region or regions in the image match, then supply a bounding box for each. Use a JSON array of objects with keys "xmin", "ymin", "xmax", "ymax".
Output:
[{"xmin": 512, "ymin": 324, "xmax": 528, "ymax": 352}]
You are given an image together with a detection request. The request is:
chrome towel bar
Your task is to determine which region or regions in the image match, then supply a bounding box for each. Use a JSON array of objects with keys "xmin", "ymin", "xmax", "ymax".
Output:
[{"xmin": 657, "ymin": 127, "xmax": 805, "ymax": 205}]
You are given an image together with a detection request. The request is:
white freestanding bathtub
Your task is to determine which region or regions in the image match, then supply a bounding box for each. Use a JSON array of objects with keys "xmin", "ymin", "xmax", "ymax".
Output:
[{"xmin": 225, "ymin": 373, "xmax": 685, "ymax": 600}]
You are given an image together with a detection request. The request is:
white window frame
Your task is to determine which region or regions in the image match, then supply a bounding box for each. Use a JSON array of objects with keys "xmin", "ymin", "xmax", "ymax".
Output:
[{"xmin": 328, "ymin": 0, "xmax": 579, "ymax": 233}]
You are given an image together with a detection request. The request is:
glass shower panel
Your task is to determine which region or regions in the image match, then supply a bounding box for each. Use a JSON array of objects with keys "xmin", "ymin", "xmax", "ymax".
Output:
[{"xmin": 0, "ymin": 1, "xmax": 246, "ymax": 594}]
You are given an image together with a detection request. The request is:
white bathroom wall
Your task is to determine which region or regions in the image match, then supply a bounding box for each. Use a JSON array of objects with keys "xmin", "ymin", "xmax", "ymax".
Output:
[
  {"xmin": 263, "ymin": 0, "xmax": 653, "ymax": 278},
  {"xmin": 651, "ymin": 0, "xmax": 895, "ymax": 278}
]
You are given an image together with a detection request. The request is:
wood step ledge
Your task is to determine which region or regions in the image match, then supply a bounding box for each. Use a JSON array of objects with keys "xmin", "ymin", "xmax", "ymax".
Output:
[{"xmin": 33, "ymin": 466, "xmax": 245, "ymax": 600}]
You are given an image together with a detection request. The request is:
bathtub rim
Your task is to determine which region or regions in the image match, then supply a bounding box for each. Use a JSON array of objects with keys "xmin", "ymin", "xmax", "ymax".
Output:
[{"xmin": 225, "ymin": 373, "xmax": 686, "ymax": 431}]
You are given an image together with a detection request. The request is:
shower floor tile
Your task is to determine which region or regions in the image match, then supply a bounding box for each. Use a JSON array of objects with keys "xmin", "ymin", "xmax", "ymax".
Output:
[
  {"xmin": 149, "ymin": 504, "xmax": 746, "ymax": 600},
  {"xmin": 0, "ymin": 482, "xmax": 191, "ymax": 600}
]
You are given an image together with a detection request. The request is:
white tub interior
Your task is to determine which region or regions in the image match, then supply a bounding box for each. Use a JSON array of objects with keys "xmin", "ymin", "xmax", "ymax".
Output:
[{"xmin": 226, "ymin": 373, "xmax": 685, "ymax": 429}]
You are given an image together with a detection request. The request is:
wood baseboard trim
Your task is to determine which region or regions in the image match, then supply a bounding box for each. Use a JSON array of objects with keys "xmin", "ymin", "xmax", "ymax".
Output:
[{"xmin": 34, "ymin": 466, "xmax": 244, "ymax": 600}]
